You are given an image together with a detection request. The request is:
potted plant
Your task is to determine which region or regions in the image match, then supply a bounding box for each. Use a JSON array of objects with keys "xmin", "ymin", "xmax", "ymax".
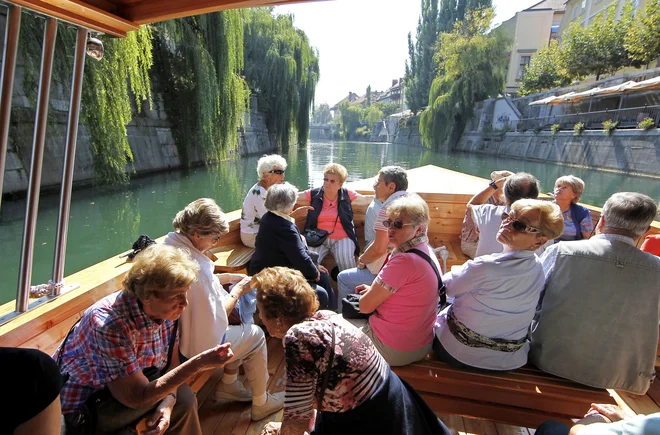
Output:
[
  {"xmin": 573, "ymin": 122, "xmax": 585, "ymax": 136},
  {"xmin": 602, "ymin": 120, "xmax": 618, "ymax": 136},
  {"xmin": 638, "ymin": 117, "xmax": 655, "ymax": 131},
  {"xmin": 551, "ymin": 124, "xmax": 561, "ymax": 135}
]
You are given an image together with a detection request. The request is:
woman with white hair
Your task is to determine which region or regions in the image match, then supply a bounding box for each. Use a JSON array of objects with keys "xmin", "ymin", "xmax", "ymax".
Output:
[
  {"xmin": 553, "ymin": 175, "xmax": 593, "ymax": 241},
  {"xmin": 240, "ymin": 154, "xmax": 288, "ymax": 248},
  {"xmin": 249, "ymin": 183, "xmax": 332, "ymax": 309}
]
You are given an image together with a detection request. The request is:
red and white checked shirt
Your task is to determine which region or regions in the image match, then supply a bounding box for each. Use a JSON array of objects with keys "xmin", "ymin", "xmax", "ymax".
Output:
[{"xmin": 54, "ymin": 290, "xmax": 177, "ymax": 413}]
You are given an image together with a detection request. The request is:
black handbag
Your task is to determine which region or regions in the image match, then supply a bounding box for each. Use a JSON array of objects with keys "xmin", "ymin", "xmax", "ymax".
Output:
[
  {"xmin": 304, "ymin": 228, "xmax": 329, "ymax": 247},
  {"xmin": 341, "ymin": 293, "xmax": 371, "ymax": 320}
]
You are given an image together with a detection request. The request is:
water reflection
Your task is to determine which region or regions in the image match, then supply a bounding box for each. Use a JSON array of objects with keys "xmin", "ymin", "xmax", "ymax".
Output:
[{"xmin": 1, "ymin": 140, "xmax": 659, "ymax": 304}]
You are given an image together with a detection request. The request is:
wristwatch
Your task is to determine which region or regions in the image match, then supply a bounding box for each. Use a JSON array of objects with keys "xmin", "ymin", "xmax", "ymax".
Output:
[{"xmin": 489, "ymin": 180, "xmax": 499, "ymax": 190}]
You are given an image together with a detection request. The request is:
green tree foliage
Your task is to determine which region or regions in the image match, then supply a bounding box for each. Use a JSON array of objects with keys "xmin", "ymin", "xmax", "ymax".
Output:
[
  {"xmin": 584, "ymin": 3, "xmax": 632, "ymax": 80},
  {"xmin": 625, "ymin": 0, "xmax": 660, "ymax": 67},
  {"xmin": 420, "ymin": 8, "xmax": 507, "ymax": 149},
  {"xmin": 438, "ymin": 0, "xmax": 492, "ymax": 32},
  {"xmin": 313, "ymin": 103, "xmax": 332, "ymax": 125},
  {"xmin": 366, "ymin": 85, "xmax": 372, "ymax": 106},
  {"xmin": 519, "ymin": 41, "xmax": 570, "ymax": 95},
  {"xmin": 244, "ymin": 9, "xmax": 320, "ymax": 148},
  {"xmin": 338, "ymin": 101, "xmax": 364, "ymax": 139},
  {"xmin": 153, "ymin": 11, "xmax": 248, "ymax": 167},
  {"xmin": 365, "ymin": 105, "xmax": 385, "ymax": 125},
  {"xmin": 376, "ymin": 102, "xmax": 399, "ymax": 116},
  {"xmin": 405, "ymin": 0, "xmax": 439, "ymax": 114}
]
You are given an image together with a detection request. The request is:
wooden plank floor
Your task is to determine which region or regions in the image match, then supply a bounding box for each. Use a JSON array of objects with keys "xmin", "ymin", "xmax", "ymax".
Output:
[{"xmin": 197, "ymin": 337, "xmax": 537, "ymax": 435}]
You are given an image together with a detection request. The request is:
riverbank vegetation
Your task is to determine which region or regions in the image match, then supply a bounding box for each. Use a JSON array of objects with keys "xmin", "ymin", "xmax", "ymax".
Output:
[
  {"xmin": 15, "ymin": 7, "xmax": 318, "ymax": 184},
  {"xmin": 520, "ymin": 0, "xmax": 660, "ymax": 96}
]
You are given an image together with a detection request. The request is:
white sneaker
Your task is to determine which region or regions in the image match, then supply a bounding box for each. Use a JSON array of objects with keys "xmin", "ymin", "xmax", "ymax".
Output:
[
  {"xmin": 251, "ymin": 392, "xmax": 285, "ymax": 421},
  {"xmin": 214, "ymin": 380, "xmax": 252, "ymax": 402}
]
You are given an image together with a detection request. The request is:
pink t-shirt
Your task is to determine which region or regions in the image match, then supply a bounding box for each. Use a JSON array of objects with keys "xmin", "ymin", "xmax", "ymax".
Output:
[
  {"xmin": 305, "ymin": 189, "xmax": 358, "ymax": 240},
  {"xmin": 369, "ymin": 243, "xmax": 439, "ymax": 352}
]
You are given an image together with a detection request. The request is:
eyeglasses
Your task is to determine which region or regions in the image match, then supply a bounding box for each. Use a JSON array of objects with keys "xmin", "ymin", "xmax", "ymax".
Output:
[
  {"xmin": 207, "ymin": 234, "xmax": 221, "ymax": 244},
  {"xmin": 269, "ymin": 169, "xmax": 285, "ymax": 175},
  {"xmin": 323, "ymin": 177, "xmax": 337, "ymax": 184},
  {"xmin": 383, "ymin": 219, "xmax": 415, "ymax": 230},
  {"xmin": 501, "ymin": 212, "xmax": 540, "ymax": 234}
]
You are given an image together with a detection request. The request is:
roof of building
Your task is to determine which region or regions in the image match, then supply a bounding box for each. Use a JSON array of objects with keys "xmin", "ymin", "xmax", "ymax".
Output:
[{"xmin": 525, "ymin": 0, "xmax": 566, "ymax": 12}]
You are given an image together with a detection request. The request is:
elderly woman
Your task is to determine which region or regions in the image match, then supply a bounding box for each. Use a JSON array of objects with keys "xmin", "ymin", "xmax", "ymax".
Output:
[
  {"xmin": 434, "ymin": 199, "xmax": 563, "ymax": 371},
  {"xmin": 253, "ymin": 267, "xmax": 451, "ymax": 435},
  {"xmin": 298, "ymin": 163, "xmax": 369, "ymax": 272},
  {"xmin": 349, "ymin": 193, "xmax": 442, "ymax": 367},
  {"xmin": 240, "ymin": 154, "xmax": 287, "ymax": 248},
  {"xmin": 56, "ymin": 244, "xmax": 234, "ymax": 434},
  {"xmin": 249, "ymin": 183, "xmax": 333, "ymax": 309},
  {"xmin": 553, "ymin": 175, "xmax": 593, "ymax": 241},
  {"xmin": 163, "ymin": 198, "xmax": 284, "ymax": 421}
]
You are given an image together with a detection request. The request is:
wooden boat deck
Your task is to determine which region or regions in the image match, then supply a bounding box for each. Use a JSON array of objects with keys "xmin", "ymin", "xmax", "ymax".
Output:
[{"xmin": 196, "ymin": 337, "xmax": 538, "ymax": 435}]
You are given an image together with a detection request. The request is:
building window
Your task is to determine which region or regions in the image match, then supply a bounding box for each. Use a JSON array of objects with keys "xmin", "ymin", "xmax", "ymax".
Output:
[
  {"xmin": 516, "ymin": 55, "xmax": 531, "ymax": 81},
  {"xmin": 572, "ymin": 5, "xmax": 579, "ymax": 19},
  {"xmin": 581, "ymin": 0, "xmax": 586, "ymax": 11}
]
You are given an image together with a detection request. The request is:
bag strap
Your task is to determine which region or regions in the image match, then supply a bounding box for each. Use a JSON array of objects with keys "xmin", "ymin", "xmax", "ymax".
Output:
[
  {"xmin": 408, "ymin": 248, "xmax": 447, "ymax": 309},
  {"xmin": 57, "ymin": 317, "xmax": 82, "ymax": 368},
  {"xmin": 317, "ymin": 322, "xmax": 336, "ymax": 410},
  {"xmin": 162, "ymin": 319, "xmax": 179, "ymax": 373}
]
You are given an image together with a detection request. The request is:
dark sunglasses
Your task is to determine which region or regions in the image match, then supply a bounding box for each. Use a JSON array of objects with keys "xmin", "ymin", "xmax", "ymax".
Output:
[
  {"xmin": 501, "ymin": 212, "xmax": 540, "ymax": 234},
  {"xmin": 269, "ymin": 169, "xmax": 285, "ymax": 175},
  {"xmin": 383, "ymin": 219, "xmax": 415, "ymax": 230}
]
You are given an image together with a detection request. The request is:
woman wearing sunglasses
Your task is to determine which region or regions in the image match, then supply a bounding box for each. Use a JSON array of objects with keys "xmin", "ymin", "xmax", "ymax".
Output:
[
  {"xmin": 349, "ymin": 194, "xmax": 442, "ymax": 366},
  {"xmin": 240, "ymin": 154, "xmax": 288, "ymax": 248},
  {"xmin": 298, "ymin": 163, "xmax": 370, "ymax": 275},
  {"xmin": 433, "ymin": 199, "xmax": 564, "ymax": 372}
]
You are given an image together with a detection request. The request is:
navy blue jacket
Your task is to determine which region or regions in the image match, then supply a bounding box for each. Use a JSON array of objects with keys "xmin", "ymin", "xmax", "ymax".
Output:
[
  {"xmin": 249, "ymin": 211, "xmax": 318, "ymax": 281},
  {"xmin": 569, "ymin": 203, "xmax": 591, "ymax": 241},
  {"xmin": 304, "ymin": 187, "xmax": 360, "ymax": 256}
]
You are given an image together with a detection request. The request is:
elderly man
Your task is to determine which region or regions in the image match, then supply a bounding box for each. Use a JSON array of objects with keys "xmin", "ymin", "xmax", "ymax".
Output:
[
  {"xmin": 56, "ymin": 244, "xmax": 235, "ymax": 434},
  {"xmin": 530, "ymin": 192, "xmax": 660, "ymax": 394},
  {"xmin": 337, "ymin": 166, "xmax": 408, "ymax": 311},
  {"xmin": 466, "ymin": 172, "xmax": 541, "ymax": 257}
]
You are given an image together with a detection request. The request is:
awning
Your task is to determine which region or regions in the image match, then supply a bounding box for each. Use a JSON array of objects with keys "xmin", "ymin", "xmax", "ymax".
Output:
[{"xmin": 528, "ymin": 76, "xmax": 660, "ymax": 106}]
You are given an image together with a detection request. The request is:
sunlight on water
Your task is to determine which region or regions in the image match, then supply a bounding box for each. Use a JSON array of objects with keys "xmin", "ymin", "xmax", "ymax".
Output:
[{"xmin": 1, "ymin": 140, "xmax": 659, "ymax": 304}]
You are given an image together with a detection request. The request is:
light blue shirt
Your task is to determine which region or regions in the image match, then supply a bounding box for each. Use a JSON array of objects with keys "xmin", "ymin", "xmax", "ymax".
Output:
[
  {"xmin": 435, "ymin": 249, "xmax": 545, "ymax": 370},
  {"xmin": 364, "ymin": 198, "xmax": 383, "ymax": 246},
  {"xmin": 578, "ymin": 413, "xmax": 660, "ymax": 435}
]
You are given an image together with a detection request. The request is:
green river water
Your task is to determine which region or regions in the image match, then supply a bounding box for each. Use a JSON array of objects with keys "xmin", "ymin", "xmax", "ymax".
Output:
[{"xmin": 1, "ymin": 140, "xmax": 659, "ymax": 305}]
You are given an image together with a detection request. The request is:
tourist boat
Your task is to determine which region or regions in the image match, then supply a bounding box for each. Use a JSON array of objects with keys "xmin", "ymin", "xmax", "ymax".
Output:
[{"xmin": 2, "ymin": 1, "xmax": 660, "ymax": 433}]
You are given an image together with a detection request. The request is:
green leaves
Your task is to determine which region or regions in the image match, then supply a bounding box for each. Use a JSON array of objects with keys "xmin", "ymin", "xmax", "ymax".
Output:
[{"xmin": 520, "ymin": 41, "xmax": 569, "ymax": 96}]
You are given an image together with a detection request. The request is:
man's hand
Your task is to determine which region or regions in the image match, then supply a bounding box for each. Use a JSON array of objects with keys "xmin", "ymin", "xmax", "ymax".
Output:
[
  {"xmin": 290, "ymin": 206, "xmax": 314, "ymax": 218},
  {"xmin": 143, "ymin": 394, "xmax": 175, "ymax": 435}
]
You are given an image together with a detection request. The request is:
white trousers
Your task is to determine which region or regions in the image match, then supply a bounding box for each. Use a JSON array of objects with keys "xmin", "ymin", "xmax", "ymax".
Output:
[
  {"xmin": 309, "ymin": 237, "xmax": 357, "ymax": 272},
  {"xmin": 223, "ymin": 323, "xmax": 268, "ymax": 397}
]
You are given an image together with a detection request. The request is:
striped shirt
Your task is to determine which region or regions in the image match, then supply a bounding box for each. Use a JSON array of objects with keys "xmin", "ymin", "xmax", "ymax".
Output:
[
  {"xmin": 54, "ymin": 291, "xmax": 176, "ymax": 413},
  {"xmin": 283, "ymin": 311, "xmax": 388, "ymax": 420}
]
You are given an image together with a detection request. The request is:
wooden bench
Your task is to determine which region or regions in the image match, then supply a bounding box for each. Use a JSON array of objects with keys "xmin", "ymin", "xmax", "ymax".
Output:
[
  {"xmin": 393, "ymin": 356, "xmax": 616, "ymax": 428},
  {"xmin": 209, "ymin": 244, "xmax": 255, "ymax": 274}
]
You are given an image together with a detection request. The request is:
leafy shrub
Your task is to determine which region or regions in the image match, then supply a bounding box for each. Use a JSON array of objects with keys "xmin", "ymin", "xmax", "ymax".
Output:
[
  {"xmin": 638, "ymin": 117, "xmax": 655, "ymax": 130},
  {"xmin": 602, "ymin": 120, "xmax": 618, "ymax": 136},
  {"xmin": 573, "ymin": 122, "xmax": 585, "ymax": 136},
  {"xmin": 551, "ymin": 124, "xmax": 561, "ymax": 134}
]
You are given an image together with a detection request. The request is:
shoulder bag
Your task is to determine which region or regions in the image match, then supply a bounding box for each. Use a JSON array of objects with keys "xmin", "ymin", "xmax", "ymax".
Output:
[{"xmin": 408, "ymin": 248, "xmax": 448, "ymax": 311}]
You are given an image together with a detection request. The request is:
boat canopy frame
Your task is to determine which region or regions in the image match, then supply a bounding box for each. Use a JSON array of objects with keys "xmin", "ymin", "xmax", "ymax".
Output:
[{"xmin": 0, "ymin": 0, "xmax": 325, "ymax": 324}]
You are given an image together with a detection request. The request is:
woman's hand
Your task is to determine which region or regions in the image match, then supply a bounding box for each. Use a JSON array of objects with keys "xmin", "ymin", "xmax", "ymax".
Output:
[
  {"xmin": 198, "ymin": 343, "xmax": 233, "ymax": 370},
  {"xmin": 355, "ymin": 284, "xmax": 369, "ymax": 295},
  {"xmin": 585, "ymin": 403, "xmax": 635, "ymax": 422},
  {"xmin": 231, "ymin": 276, "xmax": 253, "ymax": 298},
  {"xmin": 289, "ymin": 206, "xmax": 314, "ymax": 218},
  {"xmin": 317, "ymin": 265, "xmax": 328, "ymax": 275},
  {"xmin": 143, "ymin": 394, "xmax": 176, "ymax": 435},
  {"xmin": 226, "ymin": 273, "xmax": 247, "ymax": 285}
]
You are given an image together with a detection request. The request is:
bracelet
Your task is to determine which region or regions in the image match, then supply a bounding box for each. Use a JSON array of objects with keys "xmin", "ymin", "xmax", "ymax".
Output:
[
  {"xmin": 228, "ymin": 293, "xmax": 239, "ymax": 301},
  {"xmin": 489, "ymin": 180, "xmax": 499, "ymax": 190}
]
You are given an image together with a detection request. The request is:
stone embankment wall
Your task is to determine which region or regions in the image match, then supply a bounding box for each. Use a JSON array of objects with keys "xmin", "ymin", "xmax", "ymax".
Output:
[
  {"xmin": 4, "ymin": 91, "xmax": 274, "ymax": 195},
  {"xmin": 369, "ymin": 118, "xmax": 423, "ymax": 147},
  {"xmin": 457, "ymin": 130, "xmax": 660, "ymax": 177}
]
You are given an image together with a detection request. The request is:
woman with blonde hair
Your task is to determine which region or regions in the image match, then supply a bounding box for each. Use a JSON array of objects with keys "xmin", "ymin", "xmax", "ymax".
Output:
[
  {"xmin": 164, "ymin": 198, "xmax": 284, "ymax": 421},
  {"xmin": 553, "ymin": 175, "xmax": 593, "ymax": 241},
  {"xmin": 434, "ymin": 199, "xmax": 564, "ymax": 371},
  {"xmin": 254, "ymin": 267, "xmax": 451, "ymax": 435},
  {"xmin": 298, "ymin": 163, "xmax": 371, "ymax": 275}
]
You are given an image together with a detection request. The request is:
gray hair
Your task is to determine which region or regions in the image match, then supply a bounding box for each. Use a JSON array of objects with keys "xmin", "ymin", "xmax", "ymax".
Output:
[
  {"xmin": 555, "ymin": 175, "xmax": 585, "ymax": 203},
  {"xmin": 257, "ymin": 154, "xmax": 287, "ymax": 180},
  {"xmin": 379, "ymin": 166, "xmax": 408, "ymax": 192},
  {"xmin": 504, "ymin": 172, "xmax": 541, "ymax": 204},
  {"xmin": 602, "ymin": 192, "xmax": 657, "ymax": 237},
  {"xmin": 173, "ymin": 198, "xmax": 229, "ymax": 238},
  {"xmin": 265, "ymin": 182, "xmax": 298, "ymax": 213}
]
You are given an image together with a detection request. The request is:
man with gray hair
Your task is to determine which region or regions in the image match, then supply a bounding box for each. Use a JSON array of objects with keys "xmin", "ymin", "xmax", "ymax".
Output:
[
  {"xmin": 530, "ymin": 192, "xmax": 660, "ymax": 394},
  {"xmin": 337, "ymin": 166, "xmax": 408, "ymax": 312},
  {"xmin": 467, "ymin": 172, "xmax": 541, "ymax": 257}
]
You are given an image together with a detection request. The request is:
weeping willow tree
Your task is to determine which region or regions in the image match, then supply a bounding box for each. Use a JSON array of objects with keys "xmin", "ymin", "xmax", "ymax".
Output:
[
  {"xmin": 17, "ymin": 13, "xmax": 153, "ymax": 184},
  {"xmin": 420, "ymin": 8, "xmax": 507, "ymax": 150},
  {"xmin": 244, "ymin": 9, "xmax": 319, "ymax": 148},
  {"xmin": 152, "ymin": 11, "xmax": 249, "ymax": 166}
]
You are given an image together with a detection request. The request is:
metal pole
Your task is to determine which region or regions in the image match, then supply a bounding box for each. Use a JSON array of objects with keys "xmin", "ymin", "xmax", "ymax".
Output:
[
  {"xmin": 0, "ymin": 5, "xmax": 21, "ymax": 213},
  {"xmin": 16, "ymin": 17, "xmax": 58, "ymax": 312},
  {"xmin": 52, "ymin": 27, "xmax": 87, "ymax": 291}
]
